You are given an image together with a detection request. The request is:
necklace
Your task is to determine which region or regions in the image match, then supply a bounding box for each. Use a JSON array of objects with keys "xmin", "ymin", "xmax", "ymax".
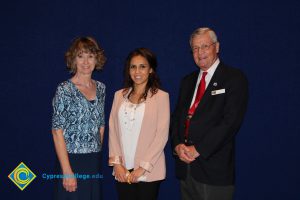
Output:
[{"xmin": 123, "ymin": 98, "xmax": 145, "ymax": 131}]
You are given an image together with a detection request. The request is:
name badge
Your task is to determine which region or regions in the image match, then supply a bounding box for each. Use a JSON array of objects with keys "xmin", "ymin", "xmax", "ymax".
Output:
[{"xmin": 211, "ymin": 89, "xmax": 225, "ymax": 95}]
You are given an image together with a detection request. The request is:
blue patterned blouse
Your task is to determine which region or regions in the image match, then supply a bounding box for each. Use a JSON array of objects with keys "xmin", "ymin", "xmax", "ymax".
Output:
[{"xmin": 52, "ymin": 80, "xmax": 105, "ymax": 154}]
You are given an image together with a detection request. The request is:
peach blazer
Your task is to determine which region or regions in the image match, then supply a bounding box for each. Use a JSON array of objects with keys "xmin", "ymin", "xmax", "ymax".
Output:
[{"xmin": 108, "ymin": 88, "xmax": 170, "ymax": 182}]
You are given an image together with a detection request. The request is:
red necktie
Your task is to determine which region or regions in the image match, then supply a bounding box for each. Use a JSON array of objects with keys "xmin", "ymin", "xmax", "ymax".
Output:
[{"xmin": 184, "ymin": 72, "xmax": 207, "ymax": 141}]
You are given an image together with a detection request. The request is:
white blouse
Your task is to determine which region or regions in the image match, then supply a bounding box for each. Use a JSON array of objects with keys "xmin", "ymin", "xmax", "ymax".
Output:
[{"xmin": 118, "ymin": 99, "xmax": 145, "ymax": 169}]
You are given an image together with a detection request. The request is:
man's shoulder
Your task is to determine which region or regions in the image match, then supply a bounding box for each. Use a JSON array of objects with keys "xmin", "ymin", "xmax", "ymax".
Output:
[
  {"xmin": 181, "ymin": 70, "xmax": 199, "ymax": 82},
  {"xmin": 219, "ymin": 62, "xmax": 247, "ymax": 80}
]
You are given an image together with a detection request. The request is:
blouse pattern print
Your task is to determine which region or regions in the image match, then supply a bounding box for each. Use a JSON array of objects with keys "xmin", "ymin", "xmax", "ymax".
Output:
[{"xmin": 52, "ymin": 80, "xmax": 105, "ymax": 154}]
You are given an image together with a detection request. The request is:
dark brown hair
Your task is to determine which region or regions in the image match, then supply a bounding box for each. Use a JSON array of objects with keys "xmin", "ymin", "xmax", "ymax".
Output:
[
  {"xmin": 65, "ymin": 37, "xmax": 106, "ymax": 74},
  {"xmin": 123, "ymin": 47, "xmax": 161, "ymax": 101}
]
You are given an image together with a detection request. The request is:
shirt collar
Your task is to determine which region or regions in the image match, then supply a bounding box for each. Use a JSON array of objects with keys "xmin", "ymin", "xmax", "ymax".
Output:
[{"xmin": 201, "ymin": 58, "xmax": 220, "ymax": 76}]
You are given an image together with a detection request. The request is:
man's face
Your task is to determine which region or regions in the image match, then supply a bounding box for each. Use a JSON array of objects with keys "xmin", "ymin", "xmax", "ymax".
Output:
[{"xmin": 191, "ymin": 33, "xmax": 219, "ymax": 71}]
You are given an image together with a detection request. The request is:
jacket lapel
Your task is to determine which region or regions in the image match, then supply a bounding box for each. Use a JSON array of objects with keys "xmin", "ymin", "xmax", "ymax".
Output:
[
  {"xmin": 134, "ymin": 90, "xmax": 154, "ymax": 161},
  {"xmin": 194, "ymin": 63, "xmax": 224, "ymax": 112},
  {"xmin": 184, "ymin": 71, "xmax": 200, "ymax": 111}
]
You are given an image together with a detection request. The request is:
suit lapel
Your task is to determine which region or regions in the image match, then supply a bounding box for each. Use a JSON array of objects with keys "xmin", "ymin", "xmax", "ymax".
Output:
[
  {"xmin": 195, "ymin": 63, "xmax": 224, "ymax": 112},
  {"xmin": 184, "ymin": 71, "xmax": 200, "ymax": 111}
]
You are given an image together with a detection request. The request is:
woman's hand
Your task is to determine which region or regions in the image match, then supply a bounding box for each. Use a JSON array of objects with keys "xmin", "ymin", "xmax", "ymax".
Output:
[
  {"xmin": 128, "ymin": 167, "xmax": 146, "ymax": 183},
  {"xmin": 114, "ymin": 164, "xmax": 129, "ymax": 183},
  {"xmin": 62, "ymin": 172, "xmax": 77, "ymax": 192}
]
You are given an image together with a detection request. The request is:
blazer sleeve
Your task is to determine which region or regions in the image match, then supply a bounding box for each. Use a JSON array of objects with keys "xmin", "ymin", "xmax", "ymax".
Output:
[
  {"xmin": 170, "ymin": 79, "xmax": 185, "ymax": 150},
  {"xmin": 139, "ymin": 92, "xmax": 170, "ymax": 172},
  {"xmin": 195, "ymin": 71, "xmax": 249, "ymax": 159},
  {"xmin": 108, "ymin": 91, "xmax": 123, "ymax": 166}
]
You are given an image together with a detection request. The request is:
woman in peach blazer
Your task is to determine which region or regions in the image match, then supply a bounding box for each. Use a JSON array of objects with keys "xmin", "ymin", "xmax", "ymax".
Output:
[{"xmin": 109, "ymin": 48, "xmax": 170, "ymax": 200}]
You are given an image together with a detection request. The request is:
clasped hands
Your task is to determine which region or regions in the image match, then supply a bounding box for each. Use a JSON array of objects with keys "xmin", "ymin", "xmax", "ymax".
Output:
[
  {"xmin": 175, "ymin": 144, "xmax": 200, "ymax": 164},
  {"xmin": 114, "ymin": 164, "xmax": 146, "ymax": 184}
]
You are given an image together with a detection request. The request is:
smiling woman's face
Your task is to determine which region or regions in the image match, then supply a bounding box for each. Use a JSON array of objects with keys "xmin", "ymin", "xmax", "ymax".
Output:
[{"xmin": 129, "ymin": 55, "xmax": 153, "ymax": 88}]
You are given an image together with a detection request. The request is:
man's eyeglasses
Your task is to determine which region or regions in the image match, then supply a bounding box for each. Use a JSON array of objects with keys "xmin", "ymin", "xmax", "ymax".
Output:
[{"xmin": 192, "ymin": 42, "xmax": 216, "ymax": 52}]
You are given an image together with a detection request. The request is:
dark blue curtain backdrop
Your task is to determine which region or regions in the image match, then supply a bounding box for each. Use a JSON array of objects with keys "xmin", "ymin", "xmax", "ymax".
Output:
[{"xmin": 1, "ymin": 0, "xmax": 299, "ymax": 199}]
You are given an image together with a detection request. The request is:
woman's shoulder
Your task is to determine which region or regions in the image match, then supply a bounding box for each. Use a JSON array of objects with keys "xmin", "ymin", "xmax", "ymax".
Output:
[
  {"xmin": 114, "ymin": 88, "xmax": 127, "ymax": 97},
  {"xmin": 148, "ymin": 89, "xmax": 169, "ymax": 103},
  {"xmin": 155, "ymin": 89, "xmax": 169, "ymax": 98},
  {"xmin": 57, "ymin": 80, "xmax": 69, "ymax": 87},
  {"xmin": 95, "ymin": 80, "xmax": 106, "ymax": 89},
  {"xmin": 56, "ymin": 80, "xmax": 72, "ymax": 93}
]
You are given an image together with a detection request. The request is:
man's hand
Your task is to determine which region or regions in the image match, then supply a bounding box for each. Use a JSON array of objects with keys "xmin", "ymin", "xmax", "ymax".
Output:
[
  {"xmin": 175, "ymin": 144, "xmax": 195, "ymax": 163},
  {"xmin": 185, "ymin": 145, "xmax": 200, "ymax": 158}
]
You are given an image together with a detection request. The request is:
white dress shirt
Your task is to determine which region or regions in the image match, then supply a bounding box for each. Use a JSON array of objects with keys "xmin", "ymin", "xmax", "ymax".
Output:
[{"xmin": 190, "ymin": 58, "xmax": 220, "ymax": 108}]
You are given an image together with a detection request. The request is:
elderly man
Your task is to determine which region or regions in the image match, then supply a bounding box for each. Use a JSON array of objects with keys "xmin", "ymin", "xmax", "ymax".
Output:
[{"xmin": 171, "ymin": 27, "xmax": 248, "ymax": 200}]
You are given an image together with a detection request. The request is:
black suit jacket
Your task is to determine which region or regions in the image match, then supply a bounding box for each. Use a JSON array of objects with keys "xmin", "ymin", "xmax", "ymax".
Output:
[{"xmin": 171, "ymin": 62, "xmax": 248, "ymax": 186}]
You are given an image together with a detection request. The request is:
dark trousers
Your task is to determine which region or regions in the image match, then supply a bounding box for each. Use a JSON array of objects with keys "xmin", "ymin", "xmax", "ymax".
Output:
[
  {"xmin": 180, "ymin": 165, "xmax": 234, "ymax": 200},
  {"xmin": 116, "ymin": 180, "xmax": 162, "ymax": 200}
]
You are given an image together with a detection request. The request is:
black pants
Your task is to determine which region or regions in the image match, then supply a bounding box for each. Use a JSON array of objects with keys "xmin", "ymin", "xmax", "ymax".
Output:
[
  {"xmin": 116, "ymin": 180, "xmax": 162, "ymax": 200},
  {"xmin": 180, "ymin": 165, "xmax": 234, "ymax": 200}
]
